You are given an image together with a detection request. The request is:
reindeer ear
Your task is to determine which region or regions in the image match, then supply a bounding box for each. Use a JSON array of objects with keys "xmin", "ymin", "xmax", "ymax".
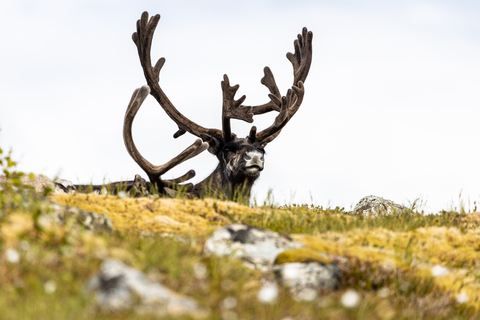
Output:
[{"xmin": 247, "ymin": 126, "xmax": 257, "ymax": 143}]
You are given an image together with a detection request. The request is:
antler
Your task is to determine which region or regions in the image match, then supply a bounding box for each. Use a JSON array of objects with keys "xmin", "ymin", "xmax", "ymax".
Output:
[
  {"xmin": 221, "ymin": 74, "xmax": 254, "ymax": 142},
  {"xmin": 132, "ymin": 12, "xmax": 224, "ymax": 149},
  {"xmin": 249, "ymin": 27, "xmax": 313, "ymax": 116},
  {"xmin": 123, "ymin": 85, "xmax": 208, "ymax": 192},
  {"xmin": 133, "ymin": 11, "xmax": 312, "ymax": 150},
  {"xmin": 251, "ymin": 27, "xmax": 313, "ymax": 145}
]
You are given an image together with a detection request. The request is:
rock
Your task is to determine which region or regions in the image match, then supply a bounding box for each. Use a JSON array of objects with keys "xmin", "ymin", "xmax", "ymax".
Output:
[
  {"xmin": 54, "ymin": 179, "xmax": 76, "ymax": 193},
  {"xmin": 273, "ymin": 262, "xmax": 340, "ymax": 299},
  {"xmin": 47, "ymin": 203, "xmax": 113, "ymax": 233},
  {"xmin": 86, "ymin": 258, "xmax": 203, "ymax": 317},
  {"xmin": 204, "ymin": 224, "xmax": 303, "ymax": 271},
  {"xmin": 1, "ymin": 174, "xmax": 60, "ymax": 193},
  {"xmin": 353, "ymin": 195, "xmax": 406, "ymax": 216}
]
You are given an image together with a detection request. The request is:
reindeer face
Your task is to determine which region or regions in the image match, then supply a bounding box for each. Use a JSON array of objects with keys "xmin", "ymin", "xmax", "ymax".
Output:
[{"xmin": 222, "ymin": 138, "xmax": 265, "ymax": 181}]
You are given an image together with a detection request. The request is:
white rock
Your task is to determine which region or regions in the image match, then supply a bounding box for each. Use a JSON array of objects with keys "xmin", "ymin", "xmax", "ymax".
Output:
[{"xmin": 204, "ymin": 224, "xmax": 303, "ymax": 271}]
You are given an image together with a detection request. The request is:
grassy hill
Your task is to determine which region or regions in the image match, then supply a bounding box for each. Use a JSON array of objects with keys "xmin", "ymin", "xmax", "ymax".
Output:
[{"xmin": 1, "ymin": 148, "xmax": 479, "ymax": 319}]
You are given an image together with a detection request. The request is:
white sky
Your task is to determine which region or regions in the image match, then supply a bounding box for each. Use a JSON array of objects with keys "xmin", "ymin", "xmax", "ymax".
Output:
[{"xmin": 1, "ymin": 1, "xmax": 480, "ymax": 213}]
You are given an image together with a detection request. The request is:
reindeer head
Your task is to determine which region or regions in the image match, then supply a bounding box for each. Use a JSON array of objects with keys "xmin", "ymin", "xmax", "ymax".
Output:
[{"xmin": 123, "ymin": 12, "xmax": 313, "ymax": 199}]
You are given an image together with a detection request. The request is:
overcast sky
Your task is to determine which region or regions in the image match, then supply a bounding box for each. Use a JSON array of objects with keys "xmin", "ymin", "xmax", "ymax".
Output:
[{"xmin": 1, "ymin": 0, "xmax": 480, "ymax": 213}]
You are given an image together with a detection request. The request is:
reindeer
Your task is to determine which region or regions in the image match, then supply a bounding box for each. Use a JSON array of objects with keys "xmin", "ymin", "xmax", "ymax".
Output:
[{"xmin": 69, "ymin": 12, "xmax": 313, "ymax": 201}]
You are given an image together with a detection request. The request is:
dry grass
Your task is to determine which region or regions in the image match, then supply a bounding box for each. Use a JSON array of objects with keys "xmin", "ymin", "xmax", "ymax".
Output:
[{"xmin": 1, "ymin": 148, "xmax": 479, "ymax": 319}]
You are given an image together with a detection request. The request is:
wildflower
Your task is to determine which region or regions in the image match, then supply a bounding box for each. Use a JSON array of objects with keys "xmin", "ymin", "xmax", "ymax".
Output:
[
  {"xmin": 431, "ymin": 265, "xmax": 448, "ymax": 277},
  {"xmin": 257, "ymin": 282, "xmax": 278, "ymax": 304},
  {"xmin": 294, "ymin": 288, "xmax": 317, "ymax": 302},
  {"xmin": 456, "ymin": 292, "xmax": 469, "ymax": 304},
  {"xmin": 44, "ymin": 280, "xmax": 57, "ymax": 294},
  {"xmin": 377, "ymin": 287, "xmax": 390, "ymax": 298},
  {"xmin": 221, "ymin": 296, "xmax": 238, "ymax": 310},
  {"xmin": 340, "ymin": 289, "xmax": 360, "ymax": 308},
  {"xmin": 193, "ymin": 262, "xmax": 208, "ymax": 280},
  {"xmin": 6, "ymin": 248, "xmax": 20, "ymax": 263}
]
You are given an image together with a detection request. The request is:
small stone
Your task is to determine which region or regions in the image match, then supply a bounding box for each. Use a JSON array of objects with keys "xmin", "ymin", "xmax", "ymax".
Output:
[{"xmin": 340, "ymin": 289, "xmax": 360, "ymax": 308}]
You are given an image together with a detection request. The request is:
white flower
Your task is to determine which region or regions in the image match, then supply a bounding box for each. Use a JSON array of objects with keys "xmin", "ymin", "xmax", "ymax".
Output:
[
  {"xmin": 340, "ymin": 289, "xmax": 360, "ymax": 308},
  {"xmin": 456, "ymin": 292, "xmax": 469, "ymax": 304},
  {"xmin": 44, "ymin": 280, "xmax": 57, "ymax": 294},
  {"xmin": 6, "ymin": 248, "xmax": 20, "ymax": 264},
  {"xmin": 431, "ymin": 265, "xmax": 449, "ymax": 277},
  {"xmin": 257, "ymin": 282, "xmax": 278, "ymax": 304},
  {"xmin": 221, "ymin": 296, "xmax": 238, "ymax": 310},
  {"xmin": 193, "ymin": 262, "xmax": 208, "ymax": 280},
  {"xmin": 294, "ymin": 288, "xmax": 318, "ymax": 302},
  {"xmin": 377, "ymin": 287, "xmax": 390, "ymax": 298}
]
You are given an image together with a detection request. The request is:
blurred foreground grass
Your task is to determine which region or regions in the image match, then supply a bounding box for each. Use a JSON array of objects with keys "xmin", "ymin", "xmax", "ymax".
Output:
[{"xmin": 1, "ymin": 147, "xmax": 480, "ymax": 319}]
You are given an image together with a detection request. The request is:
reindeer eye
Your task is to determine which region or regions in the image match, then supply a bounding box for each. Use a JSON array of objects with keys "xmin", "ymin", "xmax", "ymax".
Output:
[{"xmin": 224, "ymin": 145, "xmax": 238, "ymax": 153}]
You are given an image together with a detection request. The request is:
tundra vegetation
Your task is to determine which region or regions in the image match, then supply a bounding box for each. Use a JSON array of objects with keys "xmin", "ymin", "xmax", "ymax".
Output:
[{"xmin": 1, "ymin": 146, "xmax": 480, "ymax": 320}]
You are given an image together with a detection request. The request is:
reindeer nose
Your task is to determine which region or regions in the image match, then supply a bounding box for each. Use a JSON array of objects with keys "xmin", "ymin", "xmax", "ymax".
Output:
[{"xmin": 245, "ymin": 151, "xmax": 264, "ymax": 171}]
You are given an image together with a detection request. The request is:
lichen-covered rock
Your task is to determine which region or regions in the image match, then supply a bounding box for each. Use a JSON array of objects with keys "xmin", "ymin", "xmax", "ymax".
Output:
[
  {"xmin": 0, "ymin": 174, "xmax": 60, "ymax": 193},
  {"xmin": 54, "ymin": 179, "xmax": 76, "ymax": 193},
  {"xmin": 204, "ymin": 224, "xmax": 303, "ymax": 271},
  {"xmin": 48, "ymin": 203, "xmax": 113, "ymax": 233},
  {"xmin": 353, "ymin": 195, "xmax": 406, "ymax": 216},
  {"xmin": 86, "ymin": 259, "xmax": 203, "ymax": 317},
  {"xmin": 273, "ymin": 262, "xmax": 341, "ymax": 297}
]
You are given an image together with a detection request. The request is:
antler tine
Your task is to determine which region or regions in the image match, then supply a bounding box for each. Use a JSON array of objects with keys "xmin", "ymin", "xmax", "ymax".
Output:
[
  {"xmin": 123, "ymin": 85, "xmax": 208, "ymax": 189},
  {"xmin": 132, "ymin": 11, "xmax": 223, "ymax": 147},
  {"xmin": 163, "ymin": 170, "xmax": 195, "ymax": 191},
  {"xmin": 221, "ymin": 74, "xmax": 253, "ymax": 142},
  {"xmin": 246, "ymin": 28, "xmax": 312, "ymax": 116},
  {"xmin": 288, "ymin": 27, "xmax": 313, "ymax": 85},
  {"xmin": 254, "ymin": 82, "xmax": 305, "ymax": 145},
  {"xmin": 248, "ymin": 27, "xmax": 311, "ymax": 145}
]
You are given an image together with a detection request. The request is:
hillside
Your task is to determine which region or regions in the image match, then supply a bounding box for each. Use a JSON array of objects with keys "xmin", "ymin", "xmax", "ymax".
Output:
[{"xmin": 1, "ymin": 150, "xmax": 480, "ymax": 319}]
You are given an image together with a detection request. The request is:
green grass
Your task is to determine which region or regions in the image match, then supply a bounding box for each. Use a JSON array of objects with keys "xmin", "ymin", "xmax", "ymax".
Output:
[{"xmin": 1, "ymin": 146, "xmax": 480, "ymax": 319}]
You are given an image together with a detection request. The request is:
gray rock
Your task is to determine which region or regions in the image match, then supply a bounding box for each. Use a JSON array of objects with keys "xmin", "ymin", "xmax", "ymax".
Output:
[
  {"xmin": 353, "ymin": 195, "xmax": 406, "ymax": 216},
  {"xmin": 54, "ymin": 179, "xmax": 76, "ymax": 193},
  {"xmin": 86, "ymin": 259, "xmax": 203, "ymax": 317},
  {"xmin": 273, "ymin": 262, "xmax": 340, "ymax": 298},
  {"xmin": 204, "ymin": 224, "xmax": 303, "ymax": 271},
  {"xmin": 47, "ymin": 203, "xmax": 113, "ymax": 233}
]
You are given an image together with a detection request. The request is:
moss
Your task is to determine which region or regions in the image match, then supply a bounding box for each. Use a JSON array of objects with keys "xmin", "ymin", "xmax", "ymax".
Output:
[
  {"xmin": 50, "ymin": 193, "xmax": 265, "ymax": 237},
  {"xmin": 293, "ymin": 227, "xmax": 480, "ymax": 312},
  {"xmin": 274, "ymin": 248, "xmax": 332, "ymax": 265}
]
